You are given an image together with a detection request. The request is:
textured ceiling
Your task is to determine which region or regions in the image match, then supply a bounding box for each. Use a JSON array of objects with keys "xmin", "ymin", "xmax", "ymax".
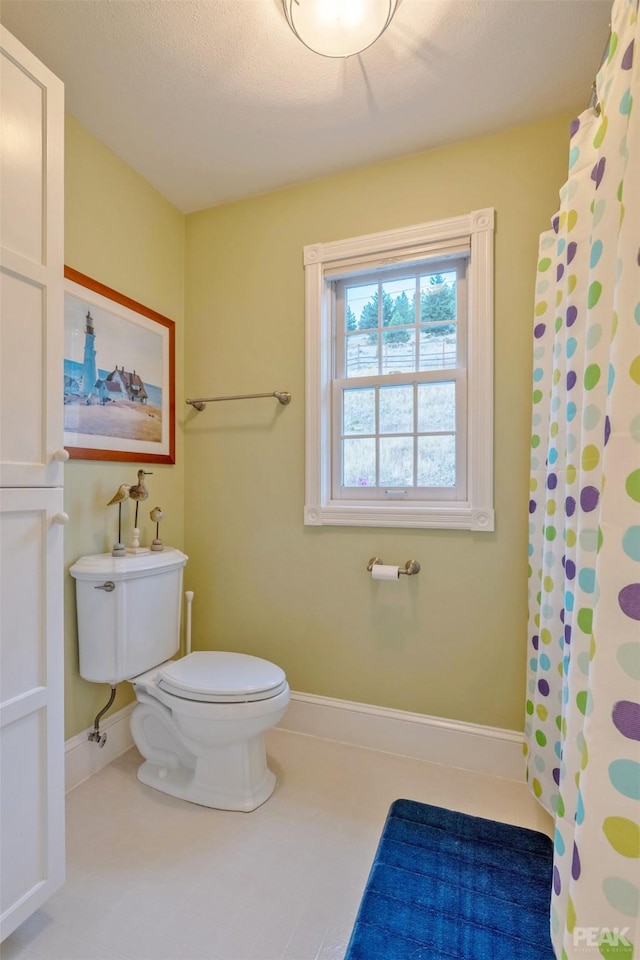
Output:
[{"xmin": 0, "ymin": 0, "xmax": 611, "ymax": 213}]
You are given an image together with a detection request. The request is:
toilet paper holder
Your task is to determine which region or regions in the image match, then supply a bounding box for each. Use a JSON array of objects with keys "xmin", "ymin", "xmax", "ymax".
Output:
[{"xmin": 367, "ymin": 557, "xmax": 421, "ymax": 576}]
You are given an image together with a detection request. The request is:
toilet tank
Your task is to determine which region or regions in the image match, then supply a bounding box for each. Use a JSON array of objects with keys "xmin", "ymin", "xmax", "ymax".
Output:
[{"xmin": 70, "ymin": 549, "xmax": 188, "ymax": 685}]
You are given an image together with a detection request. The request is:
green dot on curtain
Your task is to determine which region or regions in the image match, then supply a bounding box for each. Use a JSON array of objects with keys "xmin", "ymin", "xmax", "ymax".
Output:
[
  {"xmin": 568, "ymin": 210, "xmax": 578, "ymax": 232},
  {"xmin": 606, "ymin": 31, "xmax": 618, "ymax": 62},
  {"xmin": 582, "ymin": 445, "xmax": 600, "ymax": 470},
  {"xmin": 567, "ymin": 464, "xmax": 577, "ymax": 484},
  {"xmin": 594, "ymin": 115, "xmax": 609, "ymax": 147},
  {"xmin": 541, "ymin": 628, "xmax": 552, "ymax": 645},
  {"xmin": 550, "ymin": 422, "xmax": 559, "ymax": 438},
  {"xmin": 585, "ymin": 364, "xmax": 601, "ymax": 389},
  {"xmin": 568, "ymin": 274, "xmax": 578, "ymax": 293},
  {"xmin": 567, "ymin": 529, "xmax": 577, "ymax": 548},
  {"xmin": 597, "ymin": 526, "xmax": 604, "ymax": 552},
  {"xmin": 588, "ymin": 281, "xmax": 603, "ymax": 308},
  {"xmin": 538, "ymin": 257, "xmax": 552, "ymax": 272},
  {"xmin": 536, "ymin": 704, "xmax": 548, "ymax": 720},
  {"xmin": 567, "ymin": 897, "xmax": 576, "ymax": 933},
  {"xmin": 630, "ymin": 355, "xmax": 640, "ymax": 386},
  {"xmin": 556, "ymin": 714, "xmax": 563, "ymax": 731},
  {"xmin": 532, "ymin": 435, "xmax": 540, "ymax": 448},
  {"xmin": 577, "ymin": 607, "xmax": 593, "ymax": 633},
  {"xmin": 544, "ymin": 575, "xmax": 554, "ymax": 592},
  {"xmin": 535, "ymin": 730, "xmax": 547, "ymax": 747},
  {"xmin": 526, "ymin": 699, "xmax": 534, "ymax": 715},
  {"xmin": 532, "ymin": 778, "xmax": 542, "ymax": 798},
  {"xmin": 533, "ymin": 389, "xmax": 543, "ymax": 404},
  {"xmin": 599, "ymin": 938, "xmax": 635, "ymax": 960},
  {"xmin": 576, "ymin": 690, "xmax": 593, "ymax": 716},
  {"xmin": 557, "ymin": 794, "xmax": 565, "ymax": 817},
  {"xmin": 602, "ymin": 817, "xmax": 640, "ymax": 858},
  {"xmin": 555, "ymin": 315, "xmax": 563, "ymax": 333},
  {"xmin": 618, "ymin": 180, "xmax": 624, "ymax": 202},
  {"xmin": 626, "ymin": 470, "xmax": 640, "ymax": 503},
  {"xmin": 545, "ymin": 526, "xmax": 556, "ymax": 542},
  {"xmin": 535, "ymin": 301, "xmax": 548, "ymax": 316}
]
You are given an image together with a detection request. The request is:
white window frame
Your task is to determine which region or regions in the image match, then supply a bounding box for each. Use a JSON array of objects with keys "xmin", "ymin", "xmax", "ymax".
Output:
[{"xmin": 304, "ymin": 208, "xmax": 495, "ymax": 530}]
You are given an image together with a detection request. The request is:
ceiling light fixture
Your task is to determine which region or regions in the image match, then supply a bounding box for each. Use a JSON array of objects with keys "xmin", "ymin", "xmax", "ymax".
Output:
[{"xmin": 283, "ymin": 0, "xmax": 398, "ymax": 59}]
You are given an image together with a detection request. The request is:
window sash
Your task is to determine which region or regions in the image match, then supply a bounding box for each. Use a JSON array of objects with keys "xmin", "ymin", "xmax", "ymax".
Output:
[{"xmin": 331, "ymin": 257, "xmax": 468, "ymax": 502}]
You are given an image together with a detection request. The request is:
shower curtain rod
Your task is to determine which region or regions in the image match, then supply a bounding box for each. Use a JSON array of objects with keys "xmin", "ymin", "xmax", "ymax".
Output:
[{"xmin": 186, "ymin": 391, "xmax": 291, "ymax": 411}]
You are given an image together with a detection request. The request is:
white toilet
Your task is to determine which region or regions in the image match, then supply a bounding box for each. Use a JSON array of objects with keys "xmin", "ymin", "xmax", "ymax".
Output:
[{"xmin": 70, "ymin": 549, "xmax": 290, "ymax": 811}]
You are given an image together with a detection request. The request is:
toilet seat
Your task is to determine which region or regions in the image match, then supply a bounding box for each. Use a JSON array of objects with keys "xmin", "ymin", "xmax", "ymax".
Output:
[{"xmin": 155, "ymin": 651, "xmax": 288, "ymax": 703}]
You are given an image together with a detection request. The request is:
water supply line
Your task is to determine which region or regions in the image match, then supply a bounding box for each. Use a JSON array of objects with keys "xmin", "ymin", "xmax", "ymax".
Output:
[
  {"xmin": 185, "ymin": 590, "xmax": 194, "ymax": 657},
  {"xmin": 88, "ymin": 685, "xmax": 117, "ymax": 747}
]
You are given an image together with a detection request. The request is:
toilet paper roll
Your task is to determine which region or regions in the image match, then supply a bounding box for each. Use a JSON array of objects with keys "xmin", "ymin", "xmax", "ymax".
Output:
[{"xmin": 371, "ymin": 564, "xmax": 400, "ymax": 581}]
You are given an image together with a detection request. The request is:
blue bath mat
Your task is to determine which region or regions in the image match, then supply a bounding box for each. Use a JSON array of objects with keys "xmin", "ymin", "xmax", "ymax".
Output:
[{"xmin": 345, "ymin": 798, "xmax": 554, "ymax": 960}]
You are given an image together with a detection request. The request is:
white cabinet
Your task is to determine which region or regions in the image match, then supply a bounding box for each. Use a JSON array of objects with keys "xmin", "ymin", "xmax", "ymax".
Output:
[{"xmin": 0, "ymin": 26, "xmax": 65, "ymax": 940}]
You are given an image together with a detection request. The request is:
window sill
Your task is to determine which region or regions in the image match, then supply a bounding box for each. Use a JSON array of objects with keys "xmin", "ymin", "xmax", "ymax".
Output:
[{"xmin": 303, "ymin": 502, "xmax": 494, "ymax": 530}]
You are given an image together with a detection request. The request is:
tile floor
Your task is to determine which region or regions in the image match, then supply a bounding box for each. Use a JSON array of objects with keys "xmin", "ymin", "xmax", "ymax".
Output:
[{"xmin": 2, "ymin": 729, "xmax": 553, "ymax": 960}]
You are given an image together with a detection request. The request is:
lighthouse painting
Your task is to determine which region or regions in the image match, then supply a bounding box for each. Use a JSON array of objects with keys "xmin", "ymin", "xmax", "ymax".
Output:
[{"xmin": 63, "ymin": 268, "xmax": 175, "ymax": 464}]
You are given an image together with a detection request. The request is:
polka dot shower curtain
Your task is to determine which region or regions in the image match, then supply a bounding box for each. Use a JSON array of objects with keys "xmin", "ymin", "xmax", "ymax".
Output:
[{"xmin": 524, "ymin": 1, "xmax": 639, "ymax": 958}]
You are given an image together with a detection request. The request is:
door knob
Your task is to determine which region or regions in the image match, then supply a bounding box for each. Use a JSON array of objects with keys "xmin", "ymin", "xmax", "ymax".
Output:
[{"xmin": 53, "ymin": 449, "xmax": 70, "ymax": 462}]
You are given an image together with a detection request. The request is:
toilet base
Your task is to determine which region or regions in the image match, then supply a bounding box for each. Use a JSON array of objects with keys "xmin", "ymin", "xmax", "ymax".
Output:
[{"xmin": 136, "ymin": 758, "xmax": 277, "ymax": 812}]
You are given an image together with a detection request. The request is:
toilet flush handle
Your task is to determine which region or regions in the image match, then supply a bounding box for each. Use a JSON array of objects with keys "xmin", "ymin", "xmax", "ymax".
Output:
[{"xmin": 94, "ymin": 581, "xmax": 116, "ymax": 592}]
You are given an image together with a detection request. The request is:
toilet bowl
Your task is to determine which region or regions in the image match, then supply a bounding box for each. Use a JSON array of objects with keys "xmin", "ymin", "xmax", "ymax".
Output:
[
  {"xmin": 130, "ymin": 651, "xmax": 290, "ymax": 811},
  {"xmin": 70, "ymin": 549, "xmax": 290, "ymax": 811}
]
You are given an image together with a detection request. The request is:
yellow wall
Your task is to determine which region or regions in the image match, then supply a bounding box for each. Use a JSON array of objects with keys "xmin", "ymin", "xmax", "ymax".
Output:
[
  {"xmin": 184, "ymin": 116, "xmax": 571, "ymax": 731},
  {"xmin": 64, "ymin": 115, "xmax": 185, "ymax": 738}
]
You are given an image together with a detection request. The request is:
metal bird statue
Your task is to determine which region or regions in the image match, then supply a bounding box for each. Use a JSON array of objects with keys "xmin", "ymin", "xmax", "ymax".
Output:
[
  {"xmin": 150, "ymin": 506, "xmax": 164, "ymax": 552},
  {"xmin": 129, "ymin": 469, "xmax": 153, "ymax": 526},
  {"xmin": 106, "ymin": 483, "xmax": 130, "ymax": 555}
]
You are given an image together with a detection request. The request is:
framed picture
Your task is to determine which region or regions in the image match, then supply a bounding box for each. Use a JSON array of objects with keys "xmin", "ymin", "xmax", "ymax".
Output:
[{"xmin": 63, "ymin": 267, "xmax": 175, "ymax": 463}]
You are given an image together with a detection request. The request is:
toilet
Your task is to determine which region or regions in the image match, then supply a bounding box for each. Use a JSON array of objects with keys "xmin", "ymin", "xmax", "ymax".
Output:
[{"xmin": 70, "ymin": 549, "xmax": 290, "ymax": 811}]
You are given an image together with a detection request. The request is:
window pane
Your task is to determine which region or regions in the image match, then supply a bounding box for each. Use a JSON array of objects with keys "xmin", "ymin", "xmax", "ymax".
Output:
[
  {"xmin": 381, "ymin": 277, "xmax": 416, "ymax": 327},
  {"xmin": 343, "ymin": 388, "xmax": 375, "ymax": 435},
  {"xmin": 380, "ymin": 385, "xmax": 413, "ymax": 434},
  {"xmin": 346, "ymin": 333, "xmax": 379, "ymax": 378},
  {"xmin": 343, "ymin": 438, "xmax": 376, "ymax": 487},
  {"xmin": 419, "ymin": 325, "xmax": 456, "ymax": 370},
  {"xmin": 382, "ymin": 328, "xmax": 415, "ymax": 374},
  {"xmin": 420, "ymin": 271, "xmax": 457, "ymax": 322},
  {"xmin": 380, "ymin": 437, "xmax": 413, "ymax": 487},
  {"xmin": 417, "ymin": 382, "xmax": 456, "ymax": 432},
  {"xmin": 348, "ymin": 283, "xmax": 379, "ymax": 331},
  {"xmin": 417, "ymin": 435, "xmax": 456, "ymax": 486}
]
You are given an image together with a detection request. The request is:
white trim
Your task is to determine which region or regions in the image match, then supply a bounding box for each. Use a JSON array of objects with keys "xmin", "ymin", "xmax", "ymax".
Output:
[
  {"xmin": 278, "ymin": 691, "xmax": 524, "ymax": 782},
  {"xmin": 65, "ymin": 703, "xmax": 135, "ymax": 793},
  {"xmin": 304, "ymin": 209, "xmax": 494, "ymax": 530}
]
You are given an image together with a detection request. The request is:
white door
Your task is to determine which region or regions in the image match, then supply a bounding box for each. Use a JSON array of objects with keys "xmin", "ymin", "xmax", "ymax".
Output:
[
  {"xmin": 0, "ymin": 27, "xmax": 66, "ymax": 942},
  {"xmin": 0, "ymin": 489, "xmax": 66, "ymax": 938},
  {"xmin": 0, "ymin": 25, "xmax": 65, "ymax": 488}
]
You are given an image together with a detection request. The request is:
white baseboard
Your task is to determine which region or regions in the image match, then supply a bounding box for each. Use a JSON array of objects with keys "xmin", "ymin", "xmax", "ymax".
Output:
[
  {"xmin": 65, "ymin": 691, "xmax": 525, "ymax": 792},
  {"xmin": 65, "ymin": 703, "xmax": 135, "ymax": 793},
  {"xmin": 278, "ymin": 692, "xmax": 525, "ymax": 781}
]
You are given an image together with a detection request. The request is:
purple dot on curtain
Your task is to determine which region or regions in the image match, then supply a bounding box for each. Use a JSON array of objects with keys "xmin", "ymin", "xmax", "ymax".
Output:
[
  {"xmin": 553, "ymin": 865, "xmax": 562, "ymax": 895},
  {"xmin": 532, "ymin": 634, "xmax": 540, "ymax": 650},
  {"xmin": 538, "ymin": 679, "xmax": 550, "ymax": 696},
  {"xmin": 567, "ymin": 370, "xmax": 577, "ymax": 390},
  {"xmin": 580, "ymin": 486, "xmax": 600, "ymax": 512},
  {"xmin": 529, "ymin": 499, "xmax": 537, "ymax": 514},
  {"xmin": 560, "ymin": 608, "xmax": 565, "ymax": 624},
  {"xmin": 618, "ymin": 583, "xmax": 640, "ymax": 621},
  {"xmin": 552, "ymin": 767, "xmax": 561, "ymax": 786},
  {"xmin": 566, "ymin": 559, "xmax": 576, "ymax": 580},
  {"xmin": 565, "ymin": 624, "xmax": 572, "ymax": 645},
  {"xmin": 566, "ymin": 305, "xmax": 578, "ymax": 327},
  {"xmin": 566, "ymin": 496, "xmax": 576, "ymax": 517},
  {"xmin": 622, "ymin": 39, "xmax": 634, "ymax": 70},
  {"xmin": 534, "ymin": 323, "xmax": 546, "ymax": 339},
  {"xmin": 604, "ymin": 416, "xmax": 611, "ymax": 446},
  {"xmin": 612, "ymin": 700, "xmax": 640, "ymax": 741},
  {"xmin": 567, "ymin": 241, "xmax": 578, "ymax": 265},
  {"xmin": 572, "ymin": 843, "xmax": 581, "ymax": 880},
  {"xmin": 553, "ymin": 215, "xmax": 560, "ymax": 234},
  {"xmin": 547, "ymin": 473, "xmax": 558, "ymax": 490},
  {"xmin": 570, "ymin": 117, "xmax": 581, "ymax": 138},
  {"xmin": 591, "ymin": 157, "xmax": 606, "ymax": 189},
  {"xmin": 557, "ymin": 263, "xmax": 565, "ymax": 282}
]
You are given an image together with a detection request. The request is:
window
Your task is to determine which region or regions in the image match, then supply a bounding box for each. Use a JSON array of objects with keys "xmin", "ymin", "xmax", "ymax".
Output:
[{"xmin": 304, "ymin": 209, "xmax": 494, "ymax": 530}]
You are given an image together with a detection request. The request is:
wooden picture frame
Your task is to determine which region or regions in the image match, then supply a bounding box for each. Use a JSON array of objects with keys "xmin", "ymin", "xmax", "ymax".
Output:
[{"xmin": 63, "ymin": 267, "xmax": 175, "ymax": 463}]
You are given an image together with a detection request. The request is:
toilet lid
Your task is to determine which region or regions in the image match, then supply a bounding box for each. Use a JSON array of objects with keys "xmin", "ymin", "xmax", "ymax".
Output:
[{"xmin": 156, "ymin": 651, "xmax": 288, "ymax": 703}]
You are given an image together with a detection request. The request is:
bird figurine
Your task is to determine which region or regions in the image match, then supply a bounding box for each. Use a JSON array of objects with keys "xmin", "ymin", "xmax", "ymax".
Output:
[
  {"xmin": 106, "ymin": 482, "xmax": 130, "ymax": 556},
  {"xmin": 129, "ymin": 469, "xmax": 153, "ymax": 527},
  {"xmin": 150, "ymin": 506, "xmax": 164, "ymax": 552}
]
